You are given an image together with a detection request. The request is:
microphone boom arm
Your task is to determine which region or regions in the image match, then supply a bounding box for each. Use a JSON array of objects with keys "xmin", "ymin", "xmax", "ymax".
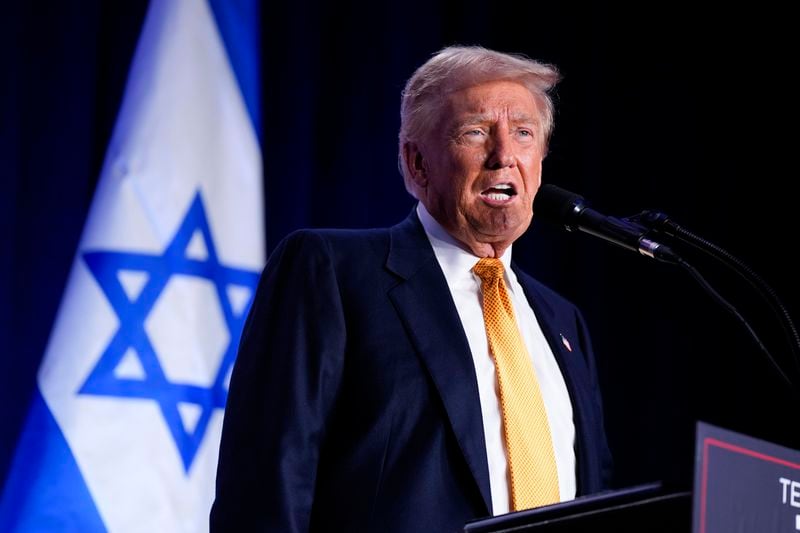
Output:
[{"xmin": 629, "ymin": 210, "xmax": 800, "ymax": 383}]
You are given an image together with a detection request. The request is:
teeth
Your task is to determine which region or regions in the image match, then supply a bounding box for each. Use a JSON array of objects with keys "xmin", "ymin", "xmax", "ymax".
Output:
[{"xmin": 481, "ymin": 183, "xmax": 515, "ymax": 201}]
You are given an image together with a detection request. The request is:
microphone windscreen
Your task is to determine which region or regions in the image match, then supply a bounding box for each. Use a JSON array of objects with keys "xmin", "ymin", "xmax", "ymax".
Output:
[{"xmin": 533, "ymin": 184, "xmax": 585, "ymax": 226}]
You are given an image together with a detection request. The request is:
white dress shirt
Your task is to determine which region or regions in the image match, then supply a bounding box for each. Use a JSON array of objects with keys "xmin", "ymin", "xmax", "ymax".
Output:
[{"xmin": 417, "ymin": 203, "xmax": 576, "ymax": 514}]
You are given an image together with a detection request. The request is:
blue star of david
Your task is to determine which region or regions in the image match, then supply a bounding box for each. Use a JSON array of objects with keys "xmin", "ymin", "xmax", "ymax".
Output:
[{"xmin": 80, "ymin": 191, "xmax": 260, "ymax": 472}]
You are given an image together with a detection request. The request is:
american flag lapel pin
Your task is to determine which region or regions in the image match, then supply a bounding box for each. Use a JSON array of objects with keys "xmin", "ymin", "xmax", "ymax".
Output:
[{"xmin": 560, "ymin": 333, "xmax": 572, "ymax": 352}]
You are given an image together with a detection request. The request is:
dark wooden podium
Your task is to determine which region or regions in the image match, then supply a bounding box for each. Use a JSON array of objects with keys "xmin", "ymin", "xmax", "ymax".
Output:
[
  {"xmin": 465, "ymin": 422, "xmax": 800, "ymax": 533},
  {"xmin": 463, "ymin": 483, "xmax": 692, "ymax": 533}
]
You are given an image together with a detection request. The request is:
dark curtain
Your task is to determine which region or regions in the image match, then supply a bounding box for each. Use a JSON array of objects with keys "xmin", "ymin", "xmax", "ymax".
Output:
[{"xmin": 2, "ymin": 0, "xmax": 798, "ymax": 495}]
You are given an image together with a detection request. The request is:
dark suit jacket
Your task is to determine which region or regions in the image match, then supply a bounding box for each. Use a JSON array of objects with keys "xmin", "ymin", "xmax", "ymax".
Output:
[{"xmin": 211, "ymin": 210, "xmax": 612, "ymax": 532}]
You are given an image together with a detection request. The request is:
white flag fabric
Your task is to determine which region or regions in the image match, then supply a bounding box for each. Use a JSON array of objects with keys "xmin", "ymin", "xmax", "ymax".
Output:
[{"xmin": 0, "ymin": 0, "xmax": 263, "ymax": 531}]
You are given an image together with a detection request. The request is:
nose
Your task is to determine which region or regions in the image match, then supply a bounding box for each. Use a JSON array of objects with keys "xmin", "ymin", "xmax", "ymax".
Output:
[{"xmin": 485, "ymin": 130, "xmax": 515, "ymax": 170}]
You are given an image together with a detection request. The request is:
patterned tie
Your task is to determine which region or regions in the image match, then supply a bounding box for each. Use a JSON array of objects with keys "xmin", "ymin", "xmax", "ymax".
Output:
[{"xmin": 472, "ymin": 257, "xmax": 560, "ymax": 511}]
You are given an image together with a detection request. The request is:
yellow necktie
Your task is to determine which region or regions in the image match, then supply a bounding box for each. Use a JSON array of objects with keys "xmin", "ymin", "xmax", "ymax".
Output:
[{"xmin": 473, "ymin": 257, "xmax": 560, "ymax": 511}]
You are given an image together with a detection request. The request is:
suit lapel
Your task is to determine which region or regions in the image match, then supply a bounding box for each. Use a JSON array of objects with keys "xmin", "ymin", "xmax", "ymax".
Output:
[
  {"xmin": 511, "ymin": 267, "xmax": 562, "ymax": 363},
  {"xmin": 386, "ymin": 211, "xmax": 493, "ymax": 514},
  {"xmin": 512, "ymin": 265, "xmax": 595, "ymax": 493}
]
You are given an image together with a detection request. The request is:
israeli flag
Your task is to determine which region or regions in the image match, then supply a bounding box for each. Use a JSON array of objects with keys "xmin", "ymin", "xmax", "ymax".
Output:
[{"xmin": 0, "ymin": 0, "xmax": 263, "ymax": 531}]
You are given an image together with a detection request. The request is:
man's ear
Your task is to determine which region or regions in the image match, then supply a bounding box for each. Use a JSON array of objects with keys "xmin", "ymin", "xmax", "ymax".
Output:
[{"xmin": 402, "ymin": 142, "xmax": 428, "ymax": 189}]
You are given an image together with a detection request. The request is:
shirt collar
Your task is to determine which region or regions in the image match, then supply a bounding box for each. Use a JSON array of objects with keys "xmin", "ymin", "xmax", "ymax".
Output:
[{"xmin": 416, "ymin": 202, "xmax": 514, "ymax": 285}]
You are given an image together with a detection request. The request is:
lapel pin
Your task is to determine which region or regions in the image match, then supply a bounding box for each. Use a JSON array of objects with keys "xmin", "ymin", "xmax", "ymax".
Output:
[{"xmin": 560, "ymin": 333, "xmax": 572, "ymax": 352}]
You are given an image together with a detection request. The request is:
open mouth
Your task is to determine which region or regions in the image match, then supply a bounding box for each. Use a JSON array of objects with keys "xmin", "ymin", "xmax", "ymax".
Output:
[{"xmin": 480, "ymin": 183, "xmax": 517, "ymax": 202}]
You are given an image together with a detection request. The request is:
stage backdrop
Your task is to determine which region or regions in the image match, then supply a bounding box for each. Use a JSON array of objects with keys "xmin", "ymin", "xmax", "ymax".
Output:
[{"xmin": 2, "ymin": 0, "xmax": 798, "ymax": 498}]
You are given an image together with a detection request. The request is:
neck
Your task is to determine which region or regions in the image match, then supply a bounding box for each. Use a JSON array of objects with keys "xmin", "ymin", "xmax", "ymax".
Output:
[{"xmin": 461, "ymin": 239, "xmax": 509, "ymax": 258}]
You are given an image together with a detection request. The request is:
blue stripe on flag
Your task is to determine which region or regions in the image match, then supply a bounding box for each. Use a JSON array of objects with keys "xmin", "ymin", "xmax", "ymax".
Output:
[
  {"xmin": 0, "ymin": 391, "xmax": 106, "ymax": 532},
  {"xmin": 208, "ymin": 0, "xmax": 261, "ymax": 139}
]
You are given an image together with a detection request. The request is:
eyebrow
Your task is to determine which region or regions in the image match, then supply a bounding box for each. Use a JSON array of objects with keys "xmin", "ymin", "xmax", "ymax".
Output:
[{"xmin": 452, "ymin": 112, "xmax": 539, "ymax": 127}]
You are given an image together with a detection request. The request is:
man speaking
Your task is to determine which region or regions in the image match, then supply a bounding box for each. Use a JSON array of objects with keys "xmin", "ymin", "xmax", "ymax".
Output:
[{"xmin": 211, "ymin": 45, "xmax": 613, "ymax": 532}]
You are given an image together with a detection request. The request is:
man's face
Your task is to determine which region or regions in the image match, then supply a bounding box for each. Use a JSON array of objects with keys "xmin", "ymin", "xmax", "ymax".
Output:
[{"xmin": 414, "ymin": 80, "xmax": 545, "ymax": 256}]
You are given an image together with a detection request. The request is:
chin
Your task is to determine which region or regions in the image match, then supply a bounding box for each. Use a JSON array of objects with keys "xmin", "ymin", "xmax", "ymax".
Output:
[{"xmin": 483, "ymin": 212, "xmax": 530, "ymax": 236}]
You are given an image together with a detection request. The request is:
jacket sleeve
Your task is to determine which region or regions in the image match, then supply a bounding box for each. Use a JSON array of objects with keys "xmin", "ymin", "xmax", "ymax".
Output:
[
  {"xmin": 574, "ymin": 305, "xmax": 615, "ymax": 491},
  {"xmin": 210, "ymin": 230, "xmax": 346, "ymax": 532}
]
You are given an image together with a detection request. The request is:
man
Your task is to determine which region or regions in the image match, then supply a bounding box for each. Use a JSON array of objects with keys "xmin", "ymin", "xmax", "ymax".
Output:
[{"xmin": 211, "ymin": 45, "xmax": 612, "ymax": 532}]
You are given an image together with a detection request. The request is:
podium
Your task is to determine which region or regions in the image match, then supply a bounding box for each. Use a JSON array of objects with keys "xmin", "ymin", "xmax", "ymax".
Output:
[
  {"xmin": 465, "ymin": 422, "xmax": 800, "ymax": 533},
  {"xmin": 463, "ymin": 483, "xmax": 692, "ymax": 532}
]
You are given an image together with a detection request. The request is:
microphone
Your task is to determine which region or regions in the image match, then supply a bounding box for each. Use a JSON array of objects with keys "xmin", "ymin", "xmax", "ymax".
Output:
[{"xmin": 533, "ymin": 184, "xmax": 681, "ymax": 264}]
